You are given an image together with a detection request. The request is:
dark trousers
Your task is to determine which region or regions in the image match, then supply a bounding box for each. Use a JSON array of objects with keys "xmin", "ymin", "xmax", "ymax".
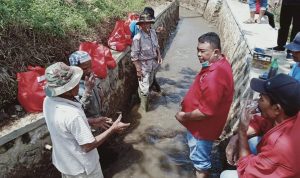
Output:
[
  {"xmin": 265, "ymin": 11, "xmax": 275, "ymax": 28},
  {"xmin": 277, "ymin": 5, "xmax": 300, "ymax": 47}
]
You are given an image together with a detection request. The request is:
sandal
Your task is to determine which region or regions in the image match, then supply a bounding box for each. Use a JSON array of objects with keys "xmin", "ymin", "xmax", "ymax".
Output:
[{"xmin": 243, "ymin": 18, "xmax": 256, "ymax": 24}]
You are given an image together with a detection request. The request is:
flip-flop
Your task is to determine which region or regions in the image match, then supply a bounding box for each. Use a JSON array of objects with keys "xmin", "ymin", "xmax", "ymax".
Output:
[{"xmin": 243, "ymin": 19, "xmax": 256, "ymax": 24}]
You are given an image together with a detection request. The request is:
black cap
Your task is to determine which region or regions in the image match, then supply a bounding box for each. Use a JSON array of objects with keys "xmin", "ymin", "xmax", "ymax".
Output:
[
  {"xmin": 143, "ymin": 7, "xmax": 155, "ymax": 19},
  {"xmin": 250, "ymin": 74, "xmax": 300, "ymax": 115}
]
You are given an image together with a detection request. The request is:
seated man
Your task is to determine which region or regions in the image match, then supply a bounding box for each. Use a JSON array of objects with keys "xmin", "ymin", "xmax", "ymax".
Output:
[
  {"xmin": 285, "ymin": 32, "xmax": 300, "ymax": 81},
  {"xmin": 221, "ymin": 74, "xmax": 300, "ymax": 178}
]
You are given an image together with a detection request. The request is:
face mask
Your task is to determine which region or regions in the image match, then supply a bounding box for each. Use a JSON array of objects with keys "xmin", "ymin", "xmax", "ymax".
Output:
[{"xmin": 201, "ymin": 61, "xmax": 209, "ymax": 68}]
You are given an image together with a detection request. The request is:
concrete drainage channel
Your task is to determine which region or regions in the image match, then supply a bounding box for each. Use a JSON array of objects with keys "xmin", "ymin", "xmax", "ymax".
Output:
[{"xmin": 0, "ymin": 0, "xmax": 274, "ymax": 177}]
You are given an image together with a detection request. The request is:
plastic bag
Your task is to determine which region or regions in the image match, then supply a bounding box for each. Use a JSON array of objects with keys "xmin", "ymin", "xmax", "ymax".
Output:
[
  {"xmin": 99, "ymin": 45, "xmax": 116, "ymax": 69},
  {"xmin": 79, "ymin": 42, "xmax": 116, "ymax": 78},
  {"xmin": 17, "ymin": 66, "xmax": 46, "ymax": 112},
  {"xmin": 108, "ymin": 20, "xmax": 132, "ymax": 51}
]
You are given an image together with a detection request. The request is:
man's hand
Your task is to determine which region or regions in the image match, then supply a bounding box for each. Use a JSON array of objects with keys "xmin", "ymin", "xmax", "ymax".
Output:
[
  {"xmin": 225, "ymin": 134, "xmax": 239, "ymax": 166},
  {"xmin": 156, "ymin": 26, "xmax": 165, "ymax": 33},
  {"xmin": 133, "ymin": 61, "xmax": 143, "ymax": 81},
  {"xmin": 175, "ymin": 111, "xmax": 186, "ymax": 123},
  {"xmin": 157, "ymin": 56, "xmax": 163, "ymax": 64},
  {"xmin": 136, "ymin": 69, "xmax": 143, "ymax": 81},
  {"xmin": 111, "ymin": 114, "xmax": 130, "ymax": 133},
  {"xmin": 239, "ymin": 100, "xmax": 256, "ymax": 131},
  {"xmin": 84, "ymin": 73, "xmax": 95, "ymax": 94},
  {"xmin": 89, "ymin": 117, "xmax": 113, "ymax": 130}
]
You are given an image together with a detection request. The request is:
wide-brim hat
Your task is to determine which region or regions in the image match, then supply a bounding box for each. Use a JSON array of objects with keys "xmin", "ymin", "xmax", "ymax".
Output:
[
  {"xmin": 44, "ymin": 62, "xmax": 83, "ymax": 97},
  {"xmin": 285, "ymin": 32, "xmax": 300, "ymax": 52},
  {"xmin": 136, "ymin": 13, "xmax": 155, "ymax": 25}
]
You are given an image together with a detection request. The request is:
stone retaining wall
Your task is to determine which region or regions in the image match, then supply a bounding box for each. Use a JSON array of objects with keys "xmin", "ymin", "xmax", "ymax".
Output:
[{"xmin": 0, "ymin": 1, "xmax": 179, "ymax": 177}]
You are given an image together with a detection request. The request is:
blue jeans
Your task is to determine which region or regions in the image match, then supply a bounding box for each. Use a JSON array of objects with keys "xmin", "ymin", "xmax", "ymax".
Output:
[
  {"xmin": 248, "ymin": 0, "xmax": 267, "ymax": 11},
  {"xmin": 186, "ymin": 131, "xmax": 213, "ymax": 171},
  {"xmin": 248, "ymin": 136, "xmax": 262, "ymax": 155}
]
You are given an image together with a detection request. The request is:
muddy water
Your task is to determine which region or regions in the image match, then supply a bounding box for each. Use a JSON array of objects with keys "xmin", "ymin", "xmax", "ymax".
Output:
[{"xmin": 102, "ymin": 8, "xmax": 217, "ymax": 178}]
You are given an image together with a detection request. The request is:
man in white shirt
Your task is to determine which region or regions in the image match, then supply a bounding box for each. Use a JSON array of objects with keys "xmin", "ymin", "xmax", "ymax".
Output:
[{"xmin": 43, "ymin": 62, "xmax": 130, "ymax": 177}]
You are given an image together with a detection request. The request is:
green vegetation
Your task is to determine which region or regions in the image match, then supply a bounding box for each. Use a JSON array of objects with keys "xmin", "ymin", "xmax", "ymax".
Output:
[{"xmin": 0, "ymin": 0, "xmax": 145, "ymax": 36}]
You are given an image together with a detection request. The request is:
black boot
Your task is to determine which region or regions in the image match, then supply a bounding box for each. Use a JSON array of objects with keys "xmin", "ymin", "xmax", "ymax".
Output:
[{"xmin": 151, "ymin": 77, "xmax": 161, "ymax": 92}]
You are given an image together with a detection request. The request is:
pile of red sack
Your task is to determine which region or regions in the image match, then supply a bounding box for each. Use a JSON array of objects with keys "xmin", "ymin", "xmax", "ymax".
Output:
[{"xmin": 17, "ymin": 13, "xmax": 137, "ymax": 113}]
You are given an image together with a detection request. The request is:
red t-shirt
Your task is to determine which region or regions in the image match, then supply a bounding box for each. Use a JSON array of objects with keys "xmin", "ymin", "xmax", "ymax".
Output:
[
  {"xmin": 181, "ymin": 56, "xmax": 234, "ymax": 140},
  {"xmin": 237, "ymin": 114, "xmax": 300, "ymax": 177}
]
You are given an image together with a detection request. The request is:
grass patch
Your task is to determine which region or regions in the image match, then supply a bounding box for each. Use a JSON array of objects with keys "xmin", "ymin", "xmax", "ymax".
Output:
[{"xmin": 0, "ymin": 0, "xmax": 145, "ymax": 36}]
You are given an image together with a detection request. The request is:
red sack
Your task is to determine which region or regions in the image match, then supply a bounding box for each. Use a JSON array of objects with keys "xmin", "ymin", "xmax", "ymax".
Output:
[
  {"xmin": 108, "ymin": 20, "xmax": 132, "ymax": 51},
  {"xmin": 99, "ymin": 45, "xmax": 116, "ymax": 69},
  {"xmin": 126, "ymin": 12, "xmax": 139, "ymax": 24},
  {"xmin": 79, "ymin": 42, "xmax": 110, "ymax": 78},
  {"xmin": 17, "ymin": 66, "xmax": 46, "ymax": 112}
]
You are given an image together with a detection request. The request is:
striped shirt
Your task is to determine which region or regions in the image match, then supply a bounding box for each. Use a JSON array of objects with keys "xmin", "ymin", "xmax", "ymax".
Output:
[{"xmin": 43, "ymin": 96, "xmax": 100, "ymax": 176}]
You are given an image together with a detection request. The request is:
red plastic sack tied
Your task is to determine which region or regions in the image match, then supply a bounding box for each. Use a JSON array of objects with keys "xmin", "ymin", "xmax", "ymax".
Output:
[
  {"xmin": 79, "ymin": 42, "xmax": 116, "ymax": 79},
  {"xmin": 17, "ymin": 66, "xmax": 46, "ymax": 112},
  {"xmin": 108, "ymin": 20, "xmax": 132, "ymax": 52},
  {"xmin": 126, "ymin": 12, "xmax": 139, "ymax": 24}
]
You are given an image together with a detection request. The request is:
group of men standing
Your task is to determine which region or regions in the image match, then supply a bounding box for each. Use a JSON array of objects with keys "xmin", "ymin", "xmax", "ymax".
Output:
[{"xmin": 42, "ymin": 4, "xmax": 300, "ymax": 178}]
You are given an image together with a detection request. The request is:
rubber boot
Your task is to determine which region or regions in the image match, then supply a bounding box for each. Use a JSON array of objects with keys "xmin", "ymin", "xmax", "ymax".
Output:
[
  {"xmin": 151, "ymin": 76, "xmax": 161, "ymax": 92},
  {"xmin": 140, "ymin": 94, "xmax": 149, "ymax": 112}
]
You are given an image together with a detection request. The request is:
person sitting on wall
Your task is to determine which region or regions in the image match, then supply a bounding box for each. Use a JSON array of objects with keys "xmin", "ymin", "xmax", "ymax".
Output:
[
  {"xmin": 69, "ymin": 51, "xmax": 113, "ymax": 130},
  {"xmin": 221, "ymin": 74, "xmax": 300, "ymax": 178},
  {"xmin": 285, "ymin": 32, "xmax": 300, "ymax": 82},
  {"xmin": 43, "ymin": 62, "xmax": 130, "ymax": 177}
]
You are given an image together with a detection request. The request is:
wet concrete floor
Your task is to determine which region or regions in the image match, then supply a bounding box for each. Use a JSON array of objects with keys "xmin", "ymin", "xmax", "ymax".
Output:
[{"xmin": 102, "ymin": 8, "xmax": 217, "ymax": 178}]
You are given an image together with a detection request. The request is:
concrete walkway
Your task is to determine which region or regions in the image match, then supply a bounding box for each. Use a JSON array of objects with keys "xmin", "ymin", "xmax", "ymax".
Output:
[{"xmin": 227, "ymin": 0, "xmax": 294, "ymax": 78}]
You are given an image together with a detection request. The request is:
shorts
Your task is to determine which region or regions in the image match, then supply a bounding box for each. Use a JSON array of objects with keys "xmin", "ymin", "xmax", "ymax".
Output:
[
  {"xmin": 186, "ymin": 131, "xmax": 213, "ymax": 171},
  {"xmin": 61, "ymin": 162, "xmax": 103, "ymax": 178},
  {"xmin": 248, "ymin": 0, "xmax": 267, "ymax": 11}
]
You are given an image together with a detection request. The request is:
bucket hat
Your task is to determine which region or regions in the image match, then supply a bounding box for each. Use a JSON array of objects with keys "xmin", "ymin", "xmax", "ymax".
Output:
[
  {"xmin": 136, "ymin": 13, "xmax": 155, "ymax": 25},
  {"xmin": 285, "ymin": 32, "xmax": 300, "ymax": 52},
  {"xmin": 44, "ymin": 62, "xmax": 83, "ymax": 97},
  {"xmin": 143, "ymin": 7, "xmax": 155, "ymax": 20}
]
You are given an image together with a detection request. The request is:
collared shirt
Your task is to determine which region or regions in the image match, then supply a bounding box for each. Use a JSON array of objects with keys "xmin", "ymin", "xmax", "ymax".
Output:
[
  {"xmin": 237, "ymin": 114, "xmax": 300, "ymax": 177},
  {"xmin": 131, "ymin": 29, "xmax": 159, "ymax": 72},
  {"xmin": 43, "ymin": 96, "xmax": 100, "ymax": 176},
  {"xmin": 289, "ymin": 62, "xmax": 300, "ymax": 82},
  {"xmin": 181, "ymin": 56, "xmax": 234, "ymax": 140},
  {"xmin": 78, "ymin": 79, "xmax": 102, "ymax": 118}
]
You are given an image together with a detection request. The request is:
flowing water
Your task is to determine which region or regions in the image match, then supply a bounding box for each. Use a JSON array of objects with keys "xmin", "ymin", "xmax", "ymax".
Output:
[{"xmin": 102, "ymin": 8, "xmax": 217, "ymax": 178}]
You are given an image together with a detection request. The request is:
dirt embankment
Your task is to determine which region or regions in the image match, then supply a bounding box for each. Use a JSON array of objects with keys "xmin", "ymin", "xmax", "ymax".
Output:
[{"xmin": 0, "ymin": 16, "xmax": 118, "ymax": 121}]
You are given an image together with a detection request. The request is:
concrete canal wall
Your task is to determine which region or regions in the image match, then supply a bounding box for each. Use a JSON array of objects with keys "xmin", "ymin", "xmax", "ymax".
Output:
[{"xmin": 0, "ymin": 1, "xmax": 179, "ymax": 177}]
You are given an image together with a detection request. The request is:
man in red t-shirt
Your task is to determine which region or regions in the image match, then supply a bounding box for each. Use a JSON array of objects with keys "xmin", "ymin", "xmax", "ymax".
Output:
[
  {"xmin": 222, "ymin": 74, "xmax": 300, "ymax": 178},
  {"xmin": 175, "ymin": 32, "xmax": 234, "ymax": 178}
]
